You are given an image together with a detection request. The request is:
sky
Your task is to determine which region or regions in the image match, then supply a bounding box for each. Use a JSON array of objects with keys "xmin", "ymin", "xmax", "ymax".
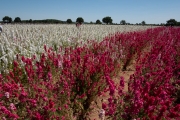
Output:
[{"xmin": 0, "ymin": 0, "xmax": 180, "ymax": 24}]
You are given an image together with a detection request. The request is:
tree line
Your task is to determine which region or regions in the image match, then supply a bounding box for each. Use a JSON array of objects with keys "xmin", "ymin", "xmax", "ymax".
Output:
[{"xmin": 1, "ymin": 16, "xmax": 180, "ymax": 26}]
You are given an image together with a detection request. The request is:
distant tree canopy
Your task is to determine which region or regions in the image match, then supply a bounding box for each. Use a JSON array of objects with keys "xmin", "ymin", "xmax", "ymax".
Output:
[
  {"xmin": 102, "ymin": 16, "xmax": 112, "ymax": 24},
  {"xmin": 20, "ymin": 19, "xmax": 64, "ymax": 24},
  {"xmin": 21, "ymin": 19, "xmax": 32, "ymax": 23},
  {"xmin": 33, "ymin": 19, "xmax": 63, "ymax": 24},
  {"xmin": 120, "ymin": 20, "xmax": 126, "ymax": 25},
  {"xmin": 2, "ymin": 16, "xmax": 12, "ymax": 23},
  {"xmin": 29, "ymin": 19, "xmax": 32, "ymax": 23},
  {"xmin": 142, "ymin": 21, "xmax": 146, "ymax": 25},
  {"xmin": 4, "ymin": 16, "xmax": 180, "ymax": 26},
  {"xmin": 66, "ymin": 19, "xmax": 72, "ymax": 24},
  {"xmin": 96, "ymin": 19, "xmax": 101, "ymax": 24},
  {"xmin": 166, "ymin": 19, "xmax": 177, "ymax": 26},
  {"xmin": 177, "ymin": 22, "xmax": 180, "ymax": 26},
  {"xmin": 14, "ymin": 17, "xmax": 21, "ymax": 23},
  {"xmin": 76, "ymin": 17, "xmax": 84, "ymax": 24}
]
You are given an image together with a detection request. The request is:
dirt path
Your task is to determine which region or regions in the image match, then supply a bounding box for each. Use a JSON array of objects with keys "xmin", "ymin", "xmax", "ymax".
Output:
[
  {"xmin": 88, "ymin": 70, "xmax": 134, "ymax": 120},
  {"xmin": 88, "ymin": 54, "xmax": 137, "ymax": 120},
  {"xmin": 87, "ymin": 38, "xmax": 153, "ymax": 119}
]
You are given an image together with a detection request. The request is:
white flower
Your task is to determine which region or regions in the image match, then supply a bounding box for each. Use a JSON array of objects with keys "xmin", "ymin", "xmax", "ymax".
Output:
[
  {"xmin": 0, "ymin": 25, "xmax": 2, "ymax": 32},
  {"xmin": 157, "ymin": 53, "xmax": 161, "ymax": 60},
  {"xmin": 99, "ymin": 109, "xmax": 105, "ymax": 120},
  {"xmin": 5, "ymin": 92, "xmax": 9, "ymax": 98}
]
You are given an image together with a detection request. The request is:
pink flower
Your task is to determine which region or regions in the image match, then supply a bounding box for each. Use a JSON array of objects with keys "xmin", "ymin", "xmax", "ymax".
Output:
[
  {"xmin": 49, "ymin": 99, "xmax": 54, "ymax": 108},
  {"xmin": 43, "ymin": 97, "xmax": 48, "ymax": 101},
  {"xmin": 48, "ymin": 72, "xmax": 52, "ymax": 81},
  {"xmin": 35, "ymin": 112, "xmax": 41, "ymax": 120},
  {"xmin": 58, "ymin": 107, "xmax": 62, "ymax": 110},
  {"xmin": 29, "ymin": 99, "xmax": 37, "ymax": 107},
  {"xmin": 0, "ymin": 74, "xmax": 2, "ymax": 80},
  {"xmin": 102, "ymin": 103, "xmax": 107, "ymax": 109},
  {"xmin": 13, "ymin": 61, "xmax": 19, "ymax": 67},
  {"xmin": 61, "ymin": 116, "xmax": 65, "ymax": 120},
  {"xmin": 64, "ymin": 104, "xmax": 68, "ymax": 109},
  {"xmin": 2, "ymin": 117, "xmax": 6, "ymax": 120},
  {"xmin": 79, "ymin": 93, "xmax": 86, "ymax": 98},
  {"xmin": 10, "ymin": 103, "xmax": 16, "ymax": 110}
]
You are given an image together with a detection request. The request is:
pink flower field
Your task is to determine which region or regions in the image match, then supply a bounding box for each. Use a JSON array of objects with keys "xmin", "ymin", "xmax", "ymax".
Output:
[{"xmin": 0, "ymin": 26, "xmax": 180, "ymax": 120}]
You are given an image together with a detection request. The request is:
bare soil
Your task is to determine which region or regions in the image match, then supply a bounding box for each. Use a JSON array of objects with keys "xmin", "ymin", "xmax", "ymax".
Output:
[{"xmin": 88, "ymin": 61, "xmax": 135, "ymax": 120}]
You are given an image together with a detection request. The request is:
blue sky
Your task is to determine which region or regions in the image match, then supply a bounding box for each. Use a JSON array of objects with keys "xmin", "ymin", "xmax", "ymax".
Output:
[{"xmin": 0, "ymin": 0, "xmax": 179, "ymax": 24}]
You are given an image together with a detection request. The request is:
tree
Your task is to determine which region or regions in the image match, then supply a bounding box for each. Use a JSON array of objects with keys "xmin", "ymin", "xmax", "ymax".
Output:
[
  {"xmin": 177, "ymin": 22, "xmax": 180, "ymax": 26},
  {"xmin": 9, "ymin": 17, "xmax": 12, "ymax": 23},
  {"xmin": 76, "ymin": 17, "xmax": 84, "ymax": 24},
  {"xmin": 141, "ymin": 21, "xmax": 146, "ymax": 25},
  {"xmin": 29, "ymin": 19, "xmax": 32, "ymax": 23},
  {"xmin": 2, "ymin": 16, "xmax": 12, "ymax": 23},
  {"xmin": 66, "ymin": 19, "xmax": 72, "ymax": 24},
  {"xmin": 160, "ymin": 23, "xmax": 165, "ymax": 26},
  {"xmin": 120, "ymin": 20, "xmax": 126, "ymax": 25},
  {"xmin": 14, "ymin": 17, "xmax": 21, "ymax": 23},
  {"xmin": 102, "ymin": 16, "xmax": 112, "ymax": 24},
  {"xmin": 96, "ymin": 19, "xmax": 101, "ymax": 24},
  {"xmin": 166, "ymin": 19, "xmax": 177, "ymax": 26}
]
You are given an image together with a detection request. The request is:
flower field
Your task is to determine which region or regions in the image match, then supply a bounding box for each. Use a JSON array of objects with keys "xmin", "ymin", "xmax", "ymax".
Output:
[
  {"xmin": 0, "ymin": 24, "xmax": 152, "ymax": 73},
  {"xmin": 0, "ymin": 25, "xmax": 180, "ymax": 120}
]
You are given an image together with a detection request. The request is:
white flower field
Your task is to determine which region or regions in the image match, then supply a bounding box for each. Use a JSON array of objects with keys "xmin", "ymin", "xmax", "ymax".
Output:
[{"xmin": 0, "ymin": 24, "xmax": 153, "ymax": 73}]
